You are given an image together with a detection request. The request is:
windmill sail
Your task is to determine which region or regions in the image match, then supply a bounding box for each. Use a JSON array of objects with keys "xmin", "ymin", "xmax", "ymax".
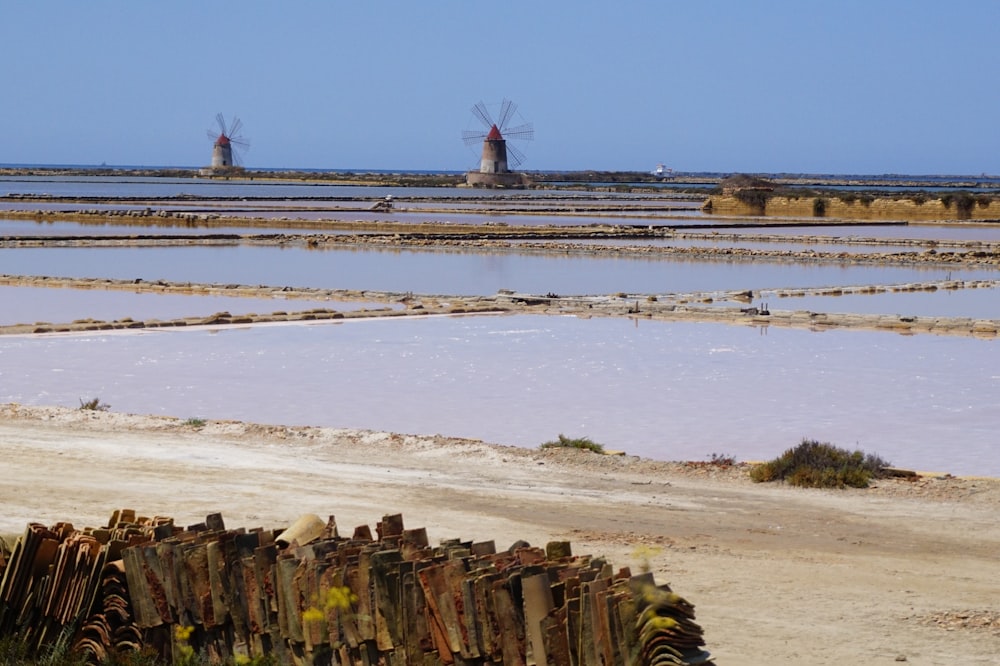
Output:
[{"xmin": 463, "ymin": 98, "xmax": 533, "ymax": 175}]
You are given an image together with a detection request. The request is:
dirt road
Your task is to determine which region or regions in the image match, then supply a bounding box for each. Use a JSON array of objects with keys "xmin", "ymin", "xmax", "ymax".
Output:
[{"xmin": 1, "ymin": 403, "xmax": 998, "ymax": 665}]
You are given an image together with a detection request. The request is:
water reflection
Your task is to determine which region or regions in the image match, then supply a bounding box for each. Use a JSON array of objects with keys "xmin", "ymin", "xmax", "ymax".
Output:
[
  {"xmin": 764, "ymin": 285, "xmax": 1000, "ymax": 319},
  {"xmin": 0, "ymin": 286, "xmax": 396, "ymax": 326},
  {"xmin": 546, "ymin": 237, "xmax": 948, "ymax": 254},
  {"xmin": 0, "ymin": 218, "xmax": 358, "ymax": 237},
  {"xmin": 1, "ymin": 245, "xmax": 993, "ymax": 295},
  {"xmin": 0, "ymin": 175, "xmax": 671, "ymax": 200}
]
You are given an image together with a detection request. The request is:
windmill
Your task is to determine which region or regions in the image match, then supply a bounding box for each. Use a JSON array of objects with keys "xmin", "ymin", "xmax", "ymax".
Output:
[
  {"xmin": 207, "ymin": 113, "xmax": 249, "ymax": 170},
  {"xmin": 462, "ymin": 99, "xmax": 533, "ymax": 186}
]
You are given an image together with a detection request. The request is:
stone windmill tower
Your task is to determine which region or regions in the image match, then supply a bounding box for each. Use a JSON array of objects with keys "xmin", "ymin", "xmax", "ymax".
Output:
[
  {"xmin": 462, "ymin": 99, "xmax": 533, "ymax": 187},
  {"xmin": 207, "ymin": 113, "xmax": 249, "ymax": 172}
]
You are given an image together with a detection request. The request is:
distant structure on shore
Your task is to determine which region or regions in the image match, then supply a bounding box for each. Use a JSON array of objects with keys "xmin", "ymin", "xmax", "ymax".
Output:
[
  {"xmin": 202, "ymin": 114, "xmax": 249, "ymax": 175},
  {"xmin": 462, "ymin": 99, "xmax": 533, "ymax": 187}
]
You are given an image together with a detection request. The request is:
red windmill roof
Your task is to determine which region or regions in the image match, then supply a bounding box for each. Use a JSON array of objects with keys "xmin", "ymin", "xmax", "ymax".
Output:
[
  {"xmin": 215, "ymin": 134, "xmax": 231, "ymax": 147},
  {"xmin": 486, "ymin": 124, "xmax": 503, "ymax": 141}
]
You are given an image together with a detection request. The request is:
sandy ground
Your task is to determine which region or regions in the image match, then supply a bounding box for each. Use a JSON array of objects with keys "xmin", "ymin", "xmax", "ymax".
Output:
[{"xmin": 1, "ymin": 403, "xmax": 999, "ymax": 665}]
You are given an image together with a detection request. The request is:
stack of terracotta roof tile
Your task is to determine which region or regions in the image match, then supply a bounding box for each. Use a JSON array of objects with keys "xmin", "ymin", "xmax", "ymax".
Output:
[
  {"xmin": 71, "ymin": 560, "xmax": 143, "ymax": 660},
  {"xmin": 0, "ymin": 510, "xmax": 169, "ymax": 661},
  {"xmin": 0, "ymin": 510, "xmax": 713, "ymax": 665}
]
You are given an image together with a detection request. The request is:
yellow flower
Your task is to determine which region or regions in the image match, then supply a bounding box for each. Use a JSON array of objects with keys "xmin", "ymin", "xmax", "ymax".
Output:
[
  {"xmin": 302, "ymin": 607, "xmax": 325, "ymax": 623},
  {"xmin": 324, "ymin": 586, "xmax": 358, "ymax": 611},
  {"xmin": 631, "ymin": 544, "xmax": 663, "ymax": 573},
  {"xmin": 174, "ymin": 624, "xmax": 195, "ymax": 642}
]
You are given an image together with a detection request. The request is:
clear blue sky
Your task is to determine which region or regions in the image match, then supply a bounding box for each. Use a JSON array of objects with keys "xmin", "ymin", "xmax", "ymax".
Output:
[{"xmin": 2, "ymin": 1, "xmax": 998, "ymax": 175}]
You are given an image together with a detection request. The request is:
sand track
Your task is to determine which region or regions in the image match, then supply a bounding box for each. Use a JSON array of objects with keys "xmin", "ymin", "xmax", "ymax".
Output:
[{"xmin": 2, "ymin": 404, "xmax": 998, "ymax": 665}]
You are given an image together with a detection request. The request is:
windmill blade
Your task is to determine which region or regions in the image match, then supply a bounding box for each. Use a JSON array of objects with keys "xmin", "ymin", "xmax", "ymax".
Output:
[
  {"xmin": 230, "ymin": 136, "xmax": 251, "ymax": 151},
  {"xmin": 231, "ymin": 140, "xmax": 250, "ymax": 166},
  {"xmin": 462, "ymin": 129, "xmax": 488, "ymax": 146},
  {"xmin": 207, "ymin": 129, "xmax": 221, "ymax": 142},
  {"xmin": 496, "ymin": 98, "xmax": 517, "ymax": 132},
  {"xmin": 228, "ymin": 116, "xmax": 243, "ymax": 139},
  {"xmin": 502, "ymin": 122, "xmax": 533, "ymax": 141},
  {"xmin": 471, "ymin": 101, "xmax": 493, "ymax": 129},
  {"xmin": 507, "ymin": 142, "xmax": 527, "ymax": 169},
  {"xmin": 216, "ymin": 113, "xmax": 228, "ymax": 137}
]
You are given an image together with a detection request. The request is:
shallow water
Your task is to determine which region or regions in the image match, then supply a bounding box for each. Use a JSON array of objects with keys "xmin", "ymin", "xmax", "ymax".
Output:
[
  {"xmin": 1, "ymin": 314, "xmax": 995, "ymax": 475},
  {"xmin": 555, "ymin": 237, "xmax": 944, "ymax": 254},
  {"xmin": 0, "ymin": 176, "xmax": 477, "ymax": 199},
  {"xmin": 0, "ymin": 218, "xmax": 360, "ymax": 237},
  {"xmin": 2, "ymin": 245, "xmax": 994, "ymax": 296},
  {"xmin": 764, "ymin": 285, "xmax": 1000, "ymax": 319},
  {"xmin": 0, "ymin": 209, "xmax": 698, "ymax": 228},
  {"xmin": 0, "ymin": 175, "xmax": 669, "ymax": 201},
  {"xmin": 698, "ymin": 284, "xmax": 1000, "ymax": 319},
  {"xmin": 0, "ymin": 286, "xmax": 396, "ymax": 326}
]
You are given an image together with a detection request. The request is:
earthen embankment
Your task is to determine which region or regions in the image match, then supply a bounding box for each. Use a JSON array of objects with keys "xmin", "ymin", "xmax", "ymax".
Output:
[{"xmin": 706, "ymin": 194, "xmax": 1000, "ymax": 221}]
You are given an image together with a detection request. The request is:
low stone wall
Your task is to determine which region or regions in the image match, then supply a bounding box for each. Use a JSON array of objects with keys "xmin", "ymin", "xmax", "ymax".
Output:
[{"xmin": 706, "ymin": 195, "xmax": 1000, "ymax": 221}]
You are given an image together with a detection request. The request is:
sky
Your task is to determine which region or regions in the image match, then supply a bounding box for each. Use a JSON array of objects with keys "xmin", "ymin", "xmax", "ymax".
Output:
[{"xmin": 2, "ymin": 1, "xmax": 999, "ymax": 175}]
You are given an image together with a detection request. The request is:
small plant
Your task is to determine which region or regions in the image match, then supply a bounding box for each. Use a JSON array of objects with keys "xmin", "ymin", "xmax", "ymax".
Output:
[
  {"xmin": 812, "ymin": 197, "xmax": 827, "ymax": 217},
  {"xmin": 708, "ymin": 452, "xmax": 736, "ymax": 467},
  {"xmin": 750, "ymin": 439, "xmax": 890, "ymax": 489},
  {"xmin": 183, "ymin": 417, "xmax": 207, "ymax": 428},
  {"xmin": 0, "ymin": 632, "xmax": 95, "ymax": 665},
  {"xmin": 684, "ymin": 452, "xmax": 736, "ymax": 470},
  {"xmin": 78, "ymin": 397, "xmax": 110, "ymax": 412},
  {"xmin": 167, "ymin": 623, "xmax": 279, "ymax": 666},
  {"xmin": 954, "ymin": 192, "xmax": 975, "ymax": 219},
  {"xmin": 630, "ymin": 544, "xmax": 663, "ymax": 574},
  {"xmin": 540, "ymin": 434, "xmax": 605, "ymax": 454},
  {"xmin": 173, "ymin": 625, "xmax": 197, "ymax": 666}
]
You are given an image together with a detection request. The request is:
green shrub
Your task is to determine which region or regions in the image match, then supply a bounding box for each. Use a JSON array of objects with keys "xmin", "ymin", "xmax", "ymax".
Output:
[
  {"xmin": 183, "ymin": 417, "xmax": 207, "ymax": 428},
  {"xmin": 78, "ymin": 397, "xmax": 110, "ymax": 412},
  {"xmin": 540, "ymin": 434, "xmax": 605, "ymax": 454},
  {"xmin": 750, "ymin": 439, "xmax": 889, "ymax": 488}
]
